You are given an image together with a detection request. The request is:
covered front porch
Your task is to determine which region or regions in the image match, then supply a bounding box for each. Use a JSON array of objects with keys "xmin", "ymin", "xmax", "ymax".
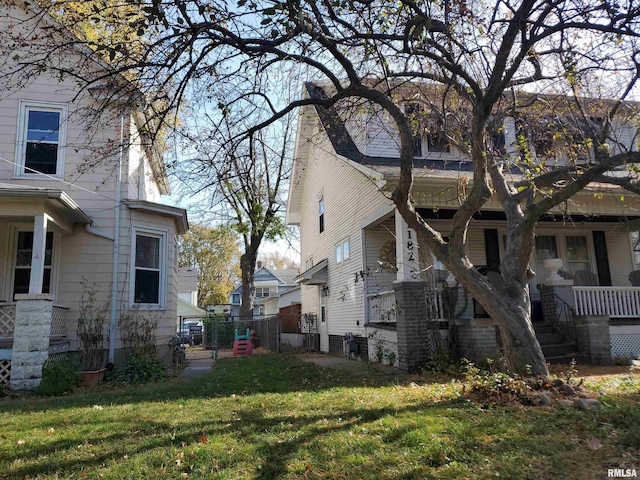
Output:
[
  {"xmin": 0, "ymin": 184, "xmax": 92, "ymax": 388},
  {"xmin": 361, "ymin": 205, "xmax": 640, "ymax": 368}
]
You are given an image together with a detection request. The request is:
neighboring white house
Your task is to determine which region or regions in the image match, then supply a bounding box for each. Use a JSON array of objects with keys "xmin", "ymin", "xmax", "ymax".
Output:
[
  {"xmin": 257, "ymin": 285, "xmax": 301, "ymax": 317},
  {"xmin": 0, "ymin": 1, "xmax": 188, "ymax": 389},
  {"xmin": 228, "ymin": 263, "xmax": 298, "ymax": 319},
  {"xmin": 176, "ymin": 268, "xmax": 205, "ymax": 322},
  {"xmin": 286, "ymin": 82, "xmax": 640, "ymax": 370}
]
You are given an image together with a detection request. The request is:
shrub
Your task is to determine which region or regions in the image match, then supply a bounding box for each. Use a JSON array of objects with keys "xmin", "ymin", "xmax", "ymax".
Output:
[
  {"xmin": 113, "ymin": 353, "xmax": 168, "ymax": 384},
  {"xmin": 424, "ymin": 349, "xmax": 465, "ymax": 375},
  {"xmin": 464, "ymin": 359, "xmax": 530, "ymax": 401},
  {"xmin": 613, "ymin": 355, "xmax": 633, "ymax": 366},
  {"xmin": 37, "ymin": 358, "xmax": 80, "ymax": 396}
]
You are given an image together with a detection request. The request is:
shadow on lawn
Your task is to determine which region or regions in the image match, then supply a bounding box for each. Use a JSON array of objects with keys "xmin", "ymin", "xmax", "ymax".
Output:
[
  {"xmin": 1, "ymin": 398, "xmax": 467, "ymax": 478},
  {"xmin": 0, "ymin": 355, "xmax": 413, "ymax": 414}
]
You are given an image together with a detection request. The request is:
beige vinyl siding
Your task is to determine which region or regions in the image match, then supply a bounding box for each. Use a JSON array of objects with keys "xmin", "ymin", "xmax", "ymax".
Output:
[
  {"xmin": 299, "ymin": 125, "xmax": 392, "ymax": 337},
  {"xmin": 115, "ymin": 209, "xmax": 179, "ymax": 349}
]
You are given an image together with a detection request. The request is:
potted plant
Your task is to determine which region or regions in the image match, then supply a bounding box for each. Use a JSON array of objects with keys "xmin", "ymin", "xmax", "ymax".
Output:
[{"xmin": 77, "ymin": 280, "xmax": 110, "ymax": 387}]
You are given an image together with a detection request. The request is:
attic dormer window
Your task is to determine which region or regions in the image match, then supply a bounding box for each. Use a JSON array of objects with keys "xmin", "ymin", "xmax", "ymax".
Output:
[
  {"xmin": 16, "ymin": 101, "xmax": 67, "ymax": 177},
  {"xmin": 405, "ymin": 103, "xmax": 450, "ymax": 155}
]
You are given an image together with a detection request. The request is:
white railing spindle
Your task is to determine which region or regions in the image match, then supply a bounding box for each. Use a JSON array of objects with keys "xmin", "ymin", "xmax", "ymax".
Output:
[{"xmin": 573, "ymin": 287, "xmax": 640, "ymax": 318}]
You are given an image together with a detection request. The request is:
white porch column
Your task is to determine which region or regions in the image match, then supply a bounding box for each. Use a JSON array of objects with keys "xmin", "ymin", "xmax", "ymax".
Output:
[
  {"xmin": 29, "ymin": 215, "xmax": 48, "ymax": 295},
  {"xmin": 395, "ymin": 209, "xmax": 420, "ymax": 281}
]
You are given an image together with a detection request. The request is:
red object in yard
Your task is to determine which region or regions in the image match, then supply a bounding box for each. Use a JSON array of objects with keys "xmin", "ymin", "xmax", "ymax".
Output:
[{"xmin": 233, "ymin": 339, "xmax": 253, "ymax": 356}]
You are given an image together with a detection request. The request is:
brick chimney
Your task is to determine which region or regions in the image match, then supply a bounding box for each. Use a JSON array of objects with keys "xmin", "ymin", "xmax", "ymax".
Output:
[{"xmin": 257, "ymin": 261, "xmax": 263, "ymax": 269}]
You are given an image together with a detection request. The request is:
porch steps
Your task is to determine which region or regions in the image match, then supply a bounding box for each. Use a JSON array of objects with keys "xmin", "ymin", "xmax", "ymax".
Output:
[{"xmin": 534, "ymin": 323, "xmax": 581, "ymax": 365}]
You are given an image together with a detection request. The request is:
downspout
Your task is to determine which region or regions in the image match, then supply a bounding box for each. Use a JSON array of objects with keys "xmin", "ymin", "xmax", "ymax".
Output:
[{"xmin": 108, "ymin": 115, "xmax": 125, "ymax": 364}]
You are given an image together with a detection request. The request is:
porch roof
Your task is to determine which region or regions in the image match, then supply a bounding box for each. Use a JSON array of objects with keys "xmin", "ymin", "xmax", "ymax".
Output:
[
  {"xmin": 295, "ymin": 259, "xmax": 328, "ymax": 285},
  {"xmin": 0, "ymin": 183, "xmax": 92, "ymax": 224}
]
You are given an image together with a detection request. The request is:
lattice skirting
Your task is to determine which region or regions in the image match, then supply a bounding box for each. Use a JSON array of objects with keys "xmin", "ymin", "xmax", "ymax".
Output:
[
  {"xmin": 47, "ymin": 353, "xmax": 69, "ymax": 364},
  {"xmin": 0, "ymin": 360, "xmax": 10, "ymax": 387},
  {"xmin": 611, "ymin": 334, "xmax": 640, "ymax": 358}
]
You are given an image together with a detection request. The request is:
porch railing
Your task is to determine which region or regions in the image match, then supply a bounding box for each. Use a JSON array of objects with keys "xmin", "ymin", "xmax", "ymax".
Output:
[
  {"xmin": 367, "ymin": 290, "xmax": 397, "ymax": 323},
  {"xmin": 0, "ymin": 303, "xmax": 16, "ymax": 339},
  {"xmin": 573, "ymin": 287, "xmax": 640, "ymax": 318},
  {"xmin": 366, "ymin": 287, "xmax": 447, "ymax": 323},
  {"xmin": 0, "ymin": 302, "xmax": 69, "ymax": 339}
]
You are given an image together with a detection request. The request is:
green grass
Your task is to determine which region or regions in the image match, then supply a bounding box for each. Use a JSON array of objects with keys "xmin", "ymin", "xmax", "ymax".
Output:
[{"xmin": 1, "ymin": 355, "xmax": 639, "ymax": 479}]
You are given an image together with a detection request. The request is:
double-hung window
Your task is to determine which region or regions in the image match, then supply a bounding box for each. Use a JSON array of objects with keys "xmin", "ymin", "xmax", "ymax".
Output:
[
  {"xmin": 131, "ymin": 228, "xmax": 166, "ymax": 307},
  {"xmin": 16, "ymin": 101, "xmax": 67, "ymax": 177}
]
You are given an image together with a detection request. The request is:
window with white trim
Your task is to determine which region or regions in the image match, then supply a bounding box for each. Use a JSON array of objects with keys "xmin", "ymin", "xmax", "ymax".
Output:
[
  {"xmin": 305, "ymin": 257, "xmax": 314, "ymax": 270},
  {"xmin": 631, "ymin": 231, "xmax": 640, "ymax": 269},
  {"xmin": 318, "ymin": 196, "xmax": 325, "ymax": 233},
  {"xmin": 335, "ymin": 239, "xmax": 350, "ymax": 264},
  {"xmin": 255, "ymin": 286, "xmax": 277, "ymax": 298},
  {"xmin": 13, "ymin": 231, "xmax": 54, "ymax": 299},
  {"xmin": 16, "ymin": 101, "xmax": 67, "ymax": 177},
  {"xmin": 131, "ymin": 228, "xmax": 166, "ymax": 306}
]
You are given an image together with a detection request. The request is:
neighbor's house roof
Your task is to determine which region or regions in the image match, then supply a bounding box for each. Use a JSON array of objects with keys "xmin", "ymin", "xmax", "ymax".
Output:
[
  {"xmin": 177, "ymin": 297, "xmax": 206, "ymax": 317},
  {"xmin": 229, "ymin": 266, "xmax": 300, "ymax": 299}
]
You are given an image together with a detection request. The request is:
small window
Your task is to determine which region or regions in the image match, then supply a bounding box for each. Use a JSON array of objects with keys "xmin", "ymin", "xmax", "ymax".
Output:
[
  {"xmin": 305, "ymin": 257, "xmax": 314, "ymax": 270},
  {"xmin": 232, "ymin": 293, "xmax": 240, "ymax": 304},
  {"xmin": 320, "ymin": 288, "xmax": 327, "ymax": 322},
  {"xmin": 336, "ymin": 239, "xmax": 350, "ymax": 265},
  {"xmin": 131, "ymin": 229, "xmax": 166, "ymax": 306},
  {"xmin": 16, "ymin": 102, "xmax": 67, "ymax": 177},
  {"xmin": 318, "ymin": 196, "xmax": 325, "ymax": 233}
]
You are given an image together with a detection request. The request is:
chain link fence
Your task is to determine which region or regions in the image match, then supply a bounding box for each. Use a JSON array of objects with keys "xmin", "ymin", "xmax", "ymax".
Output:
[{"xmin": 178, "ymin": 313, "xmax": 321, "ymax": 361}]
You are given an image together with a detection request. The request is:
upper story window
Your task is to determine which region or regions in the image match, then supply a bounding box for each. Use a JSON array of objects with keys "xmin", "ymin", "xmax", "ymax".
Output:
[
  {"xmin": 232, "ymin": 293, "xmax": 240, "ymax": 304},
  {"xmin": 336, "ymin": 238, "xmax": 350, "ymax": 265},
  {"xmin": 405, "ymin": 103, "xmax": 450, "ymax": 155},
  {"xmin": 305, "ymin": 257, "xmax": 314, "ymax": 270},
  {"xmin": 131, "ymin": 227, "xmax": 166, "ymax": 307},
  {"xmin": 16, "ymin": 101, "xmax": 67, "ymax": 177},
  {"xmin": 318, "ymin": 196, "xmax": 325, "ymax": 233},
  {"xmin": 255, "ymin": 286, "xmax": 277, "ymax": 298}
]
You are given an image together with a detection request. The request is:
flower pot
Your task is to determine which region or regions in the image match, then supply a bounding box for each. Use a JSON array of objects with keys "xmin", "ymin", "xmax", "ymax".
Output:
[
  {"xmin": 543, "ymin": 258, "xmax": 564, "ymax": 281},
  {"xmin": 79, "ymin": 368, "xmax": 106, "ymax": 387}
]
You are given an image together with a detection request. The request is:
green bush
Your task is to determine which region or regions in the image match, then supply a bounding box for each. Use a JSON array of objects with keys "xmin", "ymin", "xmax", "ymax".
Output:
[
  {"xmin": 113, "ymin": 353, "xmax": 168, "ymax": 384},
  {"xmin": 464, "ymin": 359, "xmax": 530, "ymax": 400},
  {"xmin": 37, "ymin": 358, "xmax": 80, "ymax": 396}
]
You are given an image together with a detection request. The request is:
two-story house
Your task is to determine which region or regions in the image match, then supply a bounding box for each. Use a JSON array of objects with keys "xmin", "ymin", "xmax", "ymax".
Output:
[
  {"xmin": 228, "ymin": 262, "xmax": 298, "ymax": 319},
  {"xmin": 287, "ymin": 82, "xmax": 640, "ymax": 370},
  {"xmin": 0, "ymin": 0, "xmax": 188, "ymax": 389}
]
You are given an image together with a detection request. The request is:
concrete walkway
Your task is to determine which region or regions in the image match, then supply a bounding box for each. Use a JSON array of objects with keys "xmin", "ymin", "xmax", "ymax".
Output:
[
  {"xmin": 297, "ymin": 353, "xmax": 403, "ymax": 378},
  {"xmin": 179, "ymin": 358, "xmax": 214, "ymax": 379}
]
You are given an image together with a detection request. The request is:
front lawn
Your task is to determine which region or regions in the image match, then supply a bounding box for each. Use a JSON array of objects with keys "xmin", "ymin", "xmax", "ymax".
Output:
[{"xmin": 1, "ymin": 355, "xmax": 639, "ymax": 479}]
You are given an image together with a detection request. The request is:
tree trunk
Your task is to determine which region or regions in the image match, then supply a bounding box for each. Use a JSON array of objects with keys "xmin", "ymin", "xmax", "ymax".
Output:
[
  {"xmin": 459, "ymin": 269, "xmax": 549, "ymax": 377},
  {"xmin": 239, "ymin": 249, "xmax": 258, "ymax": 322}
]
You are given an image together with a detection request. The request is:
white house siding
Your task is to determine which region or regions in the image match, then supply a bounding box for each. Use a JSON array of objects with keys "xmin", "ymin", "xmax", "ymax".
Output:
[
  {"xmin": 114, "ymin": 209, "xmax": 179, "ymax": 351},
  {"xmin": 298, "ymin": 128, "xmax": 390, "ymax": 338}
]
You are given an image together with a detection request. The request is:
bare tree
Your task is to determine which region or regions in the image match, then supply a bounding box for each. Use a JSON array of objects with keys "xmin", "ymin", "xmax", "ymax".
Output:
[{"xmin": 7, "ymin": 0, "xmax": 640, "ymax": 375}]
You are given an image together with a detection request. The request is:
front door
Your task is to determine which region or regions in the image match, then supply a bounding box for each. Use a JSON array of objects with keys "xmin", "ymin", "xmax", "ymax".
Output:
[{"xmin": 319, "ymin": 288, "xmax": 329, "ymax": 353}]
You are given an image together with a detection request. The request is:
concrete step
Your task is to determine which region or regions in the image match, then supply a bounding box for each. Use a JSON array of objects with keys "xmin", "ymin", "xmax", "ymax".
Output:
[
  {"xmin": 541, "ymin": 342, "xmax": 577, "ymax": 358},
  {"xmin": 536, "ymin": 332, "xmax": 566, "ymax": 345},
  {"xmin": 546, "ymin": 354, "xmax": 583, "ymax": 365},
  {"xmin": 533, "ymin": 323, "xmax": 555, "ymax": 334}
]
